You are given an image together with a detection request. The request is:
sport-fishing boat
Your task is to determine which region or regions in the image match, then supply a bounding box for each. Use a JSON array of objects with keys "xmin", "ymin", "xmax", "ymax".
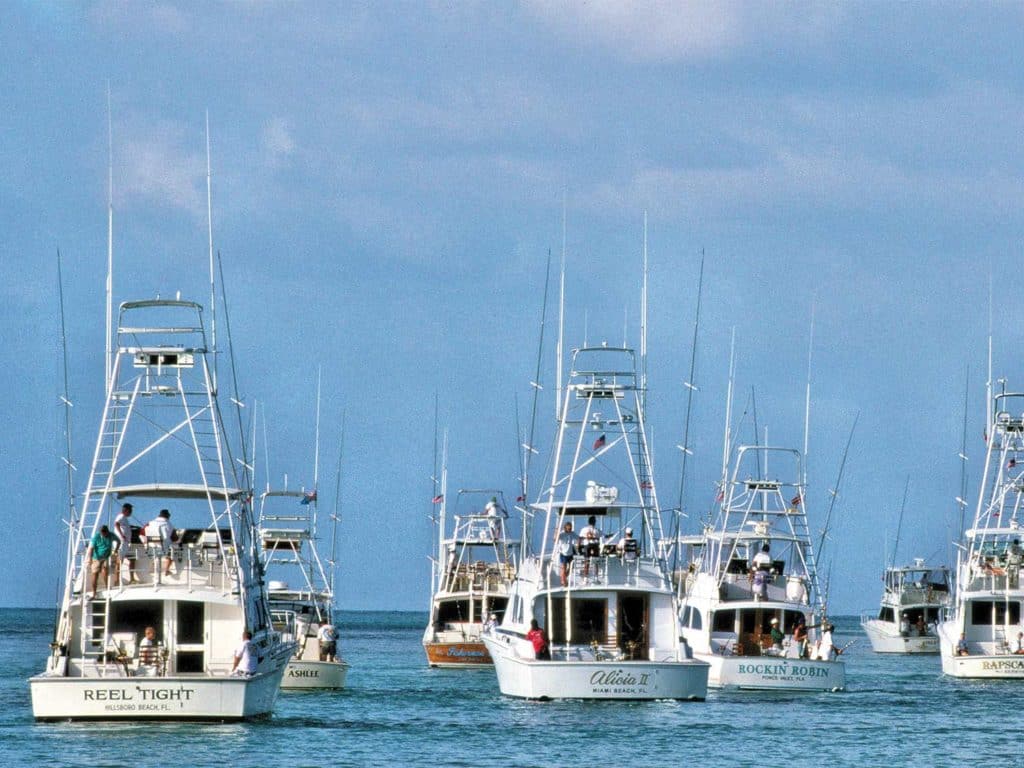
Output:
[
  {"xmin": 423, "ymin": 488, "xmax": 520, "ymax": 667},
  {"xmin": 261, "ymin": 487, "xmax": 349, "ymax": 688},
  {"xmin": 939, "ymin": 389, "xmax": 1024, "ymax": 677},
  {"xmin": 30, "ymin": 299, "xmax": 293, "ymax": 720},
  {"xmin": 676, "ymin": 445, "xmax": 846, "ymax": 691},
  {"xmin": 483, "ymin": 343, "xmax": 709, "ymax": 700},
  {"xmin": 861, "ymin": 560, "xmax": 950, "ymax": 653}
]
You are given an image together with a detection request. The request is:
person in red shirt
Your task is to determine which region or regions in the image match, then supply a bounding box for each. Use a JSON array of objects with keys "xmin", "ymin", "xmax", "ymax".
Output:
[{"xmin": 527, "ymin": 619, "xmax": 550, "ymax": 660}]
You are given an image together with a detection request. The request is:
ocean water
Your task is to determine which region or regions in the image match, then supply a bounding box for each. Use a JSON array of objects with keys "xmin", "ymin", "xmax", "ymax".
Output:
[{"xmin": 0, "ymin": 608, "xmax": 1016, "ymax": 767}]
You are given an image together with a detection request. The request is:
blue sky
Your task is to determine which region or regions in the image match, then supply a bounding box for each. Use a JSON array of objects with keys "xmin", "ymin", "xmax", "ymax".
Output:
[{"xmin": 3, "ymin": 2, "xmax": 1022, "ymax": 612}]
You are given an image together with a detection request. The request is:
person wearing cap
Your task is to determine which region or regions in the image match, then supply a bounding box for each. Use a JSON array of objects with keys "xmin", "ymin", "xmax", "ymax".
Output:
[
  {"xmin": 483, "ymin": 612, "xmax": 499, "ymax": 633},
  {"xmin": 144, "ymin": 509, "xmax": 177, "ymax": 577},
  {"xmin": 112, "ymin": 502, "xmax": 138, "ymax": 586},
  {"xmin": 769, "ymin": 617, "xmax": 785, "ymax": 651},
  {"xmin": 618, "ymin": 527, "xmax": 639, "ymax": 560},
  {"xmin": 485, "ymin": 496, "xmax": 505, "ymax": 540}
]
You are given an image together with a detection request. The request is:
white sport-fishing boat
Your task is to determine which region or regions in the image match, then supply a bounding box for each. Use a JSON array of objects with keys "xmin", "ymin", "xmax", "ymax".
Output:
[
  {"xmin": 261, "ymin": 488, "xmax": 349, "ymax": 689},
  {"xmin": 423, "ymin": 488, "xmax": 520, "ymax": 667},
  {"xmin": 483, "ymin": 344, "xmax": 709, "ymax": 700},
  {"xmin": 30, "ymin": 299, "xmax": 294, "ymax": 721},
  {"xmin": 677, "ymin": 445, "xmax": 846, "ymax": 691},
  {"xmin": 939, "ymin": 389, "xmax": 1024, "ymax": 677},
  {"xmin": 861, "ymin": 560, "xmax": 950, "ymax": 653}
]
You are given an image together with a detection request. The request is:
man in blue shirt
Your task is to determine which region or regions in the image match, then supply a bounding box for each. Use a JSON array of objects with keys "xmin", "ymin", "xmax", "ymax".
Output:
[{"xmin": 86, "ymin": 525, "xmax": 115, "ymax": 598}]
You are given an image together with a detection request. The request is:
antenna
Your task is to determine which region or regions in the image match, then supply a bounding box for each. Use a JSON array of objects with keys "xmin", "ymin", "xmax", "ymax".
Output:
[
  {"xmin": 673, "ymin": 250, "xmax": 703, "ymax": 556},
  {"xmin": 330, "ymin": 410, "xmax": 345, "ymax": 600},
  {"xmin": 206, "ymin": 111, "xmax": 217, "ymax": 389},
  {"xmin": 986, "ymin": 273, "xmax": 992, "ymax": 428},
  {"xmin": 803, "ymin": 300, "xmax": 816, "ymax": 484},
  {"xmin": 958, "ymin": 365, "xmax": 970, "ymax": 542},
  {"xmin": 641, "ymin": 212, "xmax": 649, "ymax": 410},
  {"xmin": 524, "ymin": 250, "xmax": 553, "ymax": 520},
  {"xmin": 313, "ymin": 366, "xmax": 322, "ymax": 537},
  {"xmin": 891, "ymin": 476, "xmax": 910, "ymax": 568},
  {"xmin": 105, "ymin": 82, "xmax": 113, "ymax": 392},
  {"xmin": 720, "ymin": 328, "xmax": 737, "ymax": 489},
  {"xmin": 57, "ymin": 249, "xmax": 78, "ymax": 597},
  {"xmin": 817, "ymin": 411, "xmax": 859, "ymax": 559},
  {"xmin": 556, "ymin": 195, "xmax": 566, "ymax": 421}
]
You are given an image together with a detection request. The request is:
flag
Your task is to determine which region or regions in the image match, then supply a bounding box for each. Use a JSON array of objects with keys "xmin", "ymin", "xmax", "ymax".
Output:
[
  {"xmin": 516, "ymin": 495, "xmax": 525, "ymax": 502},
  {"xmin": 1010, "ymin": 458, "xmax": 1017, "ymax": 469},
  {"xmin": 715, "ymin": 488, "xmax": 724, "ymax": 502},
  {"xmin": 300, "ymin": 490, "xmax": 317, "ymax": 505},
  {"xmin": 640, "ymin": 480, "xmax": 653, "ymax": 489},
  {"xmin": 791, "ymin": 494, "xmax": 802, "ymax": 506},
  {"xmin": 593, "ymin": 434, "xmax": 607, "ymax": 450},
  {"xmin": 432, "ymin": 494, "xmax": 444, "ymax": 504}
]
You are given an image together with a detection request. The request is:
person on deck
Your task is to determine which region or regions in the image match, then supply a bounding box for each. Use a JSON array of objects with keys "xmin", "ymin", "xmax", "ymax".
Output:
[
  {"xmin": 85, "ymin": 525, "xmax": 116, "ymax": 598},
  {"xmin": 554, "ymin": 521, "xmax": 578, "ymax": 587},
  {"xmin": 138, "ymin": 625, "xmax": 161, "ymax": 673},
  {"xmin": 113, "ymin": 502, "xmax": 137, "ymax": 586},
  {"xmin": 814, "ymin": 622, "xmax": 836, "ymax": 660},
  {"xmin": 899, "ymin": 613, "xmax": 911, "ymax": 637},
  {"xmin": 527, "ymin": 619, "xmax": 550, "ymax": 660},
  {"xmin": 956, "ymin": 633, "xmax": 970, "ymax": 656},
  {"xmin": 792, "ymin": 616, "xmax": 809, "ymax": 658},
  {"xmin": 231, "ymin": 630, "xmax": 258, "ymax": 676},
  {"xmin": 618, "ymin": 528, "xmax": 639, "ymax": 559},
  {"xmin": 769, "ymin": 617, "xmax": 785, "ymax": 653},
  {"xmin": 317, "ymin": 619, "xmax": 340, "ymax": 662},
  {"xmin": 144, "ymin": 510, "xmax": 176, "ymax": 578},
  {"xmin": 915, "ymin": 616, "xmax": 928, "ymax": 637},
  {"xmin": 1014, "ymin": 632, "xmax": 1024, "ymax": 655},
  {"xmin": 752, "ymin": 543, "xmax": 772, "ymax": 571},
  {"xmin": 579, "ymin": 515, "xmax": 602, "ymax": 577},
  {"xmin": 485, "ymin": 497, "xmax": 505, "ymax": 540}
]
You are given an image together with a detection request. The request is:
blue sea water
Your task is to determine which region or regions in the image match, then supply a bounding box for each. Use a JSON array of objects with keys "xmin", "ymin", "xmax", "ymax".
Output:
[{"xmin": 0, "ymin": 608, "xmax": 1017, "ymax": 767}]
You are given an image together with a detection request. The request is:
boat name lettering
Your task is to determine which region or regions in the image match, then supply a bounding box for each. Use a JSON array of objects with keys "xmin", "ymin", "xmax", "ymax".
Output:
[
  {"xmin": 288, "ymin": 669, "xmax": 320, "ymax": 678},
  {"xmin": 84, "ymin": 687, "xmax": 195, "ymax": 702},
  {"xmin": 589, "ymin": 670, "xmax": 650, "ymax": 687},
  {"xmin": 446, "ymin": 648, "xmax": 487, "ymax": 658},
  {"xmin": 981, "ymin": 659, "xmax": 1024, "ymax": 672},
  {"xmin": 737, "ymin": 663, "xmax": 830, "ymax": 678}
]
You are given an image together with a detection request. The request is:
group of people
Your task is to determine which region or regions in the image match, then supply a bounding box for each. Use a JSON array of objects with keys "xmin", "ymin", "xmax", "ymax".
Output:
[
  {"xmin": 899, "ymin": 613, "xmax": 931, "ymax": 638},
  {"xmin": 84, "ymin": 504, "xmax": 178, "ymax": 597},
  {"xmin": 763, "ymin": 615, "xmax": 839, "ymax": 660},
  {"xmin": 553, "ymin": 517, "xmax": 640, "ymax": 587}
]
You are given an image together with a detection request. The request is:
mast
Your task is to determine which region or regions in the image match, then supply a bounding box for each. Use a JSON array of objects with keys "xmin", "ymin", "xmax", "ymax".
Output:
[
  {"xmin": 57, "ymin": 249, "xmax": 78, "ymax": 601},
  {"xmin": 675, "ymin": 251, "xmax": 704, "ymax": 514},
  {"xmin": 803, "ymin": 301, "xmax": 815, "ymax": 485},
  {"xmin": 640, "ymin": 212, "xmax": 649, "ymax": 411},
  {"xmin": 105, "ymin": 83, "xmax": 113, "ymax": 392},
  {"xmin": 890, "ymin": 476, "xmax": 910, "ymax": 569},
  {"xmin": 956, "ymin": 365, "xmax": 970, "ymax": 542},
  {"xmin": 720, "ymin": 329, "xmax": 737, "ymax": 492},
  {"xmin": 556, "ymin": 197, "xmax": 566, "ymax": 421},
  {"xmin": 312, "ymin": 367, "xmax": 322, "ymax": 539},
  {"xmin": 330, "ymin": 411, "xmax": 345, "ymax": 601},
  {"xmin": 206, "ymin": 112, "xmax": 217, "ymax": 390},
  {"xmin": 986, "ymin": 275, "xmax": 992, "ymax": 428}
]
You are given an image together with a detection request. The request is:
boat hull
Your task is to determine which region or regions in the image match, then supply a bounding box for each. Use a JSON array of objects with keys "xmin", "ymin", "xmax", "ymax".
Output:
[
  {"xmin": 30, "ymin": 670, "xmax": 285, "ymax": 721},
  {"xmin": 862, "ymin": 620, "xmax": 938, "ymax": 654},
  {"xmin": 281, "ymin": 659, "xmax": 349, "ymax": 689},
  {"xmin": 484, "ymin": 636, "xmax": 707, "ymax": 700},
  {"xmin": 703, "ymin": 653, "xmax": 845, "ymax": 691},
  {"xmin": 424, "ymin": 641, "xmax": 492, "ymax": 667},
  {"xmin": 941, "ymin": 653, "xmax": 1024, "ymax": 678}
]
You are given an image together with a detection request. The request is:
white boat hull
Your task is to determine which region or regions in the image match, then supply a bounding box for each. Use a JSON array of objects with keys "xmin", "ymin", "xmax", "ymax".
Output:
[
  {"xmin": 702, "ymin": 653, "xmax": 844, "ymax": 691},
  {"xmin": 30, "ymin": 670, "xmax": 285, "ymax": 721},
  {"xmin": 941, "ymin": 653, "xmax": 1024, "ymax": 678},
  {"xmin": 862, "ymin": 620, "xmax": 938, "ymax": 654},
  {"xmin": 483, "ymin": 636, "xmax": 707, "ymax": 700},
  {"xmin": 281, "ymin": 659, "xmax": 349, "ymax": 689}
]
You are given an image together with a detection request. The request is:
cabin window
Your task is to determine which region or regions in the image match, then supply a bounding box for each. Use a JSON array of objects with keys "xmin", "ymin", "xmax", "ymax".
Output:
[
  {"xmin": 175, "ymin": 651, "xmax": 204, "ymax": 673},
  {"xmin": 713, "ymin": 610, "xmax": 735, "ymax": 633},
  {"xmin": 176, "ymin": 601, "xmax": 204, "ymax": 644},
  {"xmin": 784, "ymin": 610, "xmax": 804, "ymax": 632},
  {"xmin": 437, "ymin": 599, "xmax": 471, "ymax": 624},
  {"xmin": 690, "ymin": 608, "xmax": 702, "ymax": 630},
  {"xmin": 971, "ymin": 601, "xmax": 1022, "ymax": 625},
  {"xmin": 109, "ymin": 600, "xmax": 163, "ymax": 637},
  {"xmin": 879, "ymin": 607, "xmax": 895, "ymax": 623},
  {"xmin": 549, "ymin": 598, "xmax": 607, "ymax": 644},
  {"xmin": 472, "ymin": 600, "xmax": 483, "ymax": 623},
  {"xmin": 925, "ymin": 607, "xmax": 940, "ymax": 622},
  {"xmin": 488, "ymin": 597, "xmax": 508, "ymax": 620}
]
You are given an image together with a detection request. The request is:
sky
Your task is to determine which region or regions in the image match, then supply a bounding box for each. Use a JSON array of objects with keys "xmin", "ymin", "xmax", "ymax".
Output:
[{"xmin": 3, "ymin": 1, "xmax": 1023, "ymax": 613}]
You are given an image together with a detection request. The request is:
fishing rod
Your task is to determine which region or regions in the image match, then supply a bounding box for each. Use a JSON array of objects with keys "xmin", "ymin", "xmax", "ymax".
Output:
[
  {"xmin": 816, "ymin": 412, "xmax": 860, "ymax": 570},
  {"xmin": 890, "ymin": 476, "xmax": 910, "ymax": 569}
]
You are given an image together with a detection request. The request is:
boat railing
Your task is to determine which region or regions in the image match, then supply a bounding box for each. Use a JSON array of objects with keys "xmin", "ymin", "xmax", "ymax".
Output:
[
  {"xmin": 78, "ymin": 538, "xmax": 240, "ymax": 596},
  {"xmin": 562, "ymin": 549, "xmax": 664, "ymax": 589},
  {"xmin": 717, "ymin": 571, "xmax": 809, "ymax": 605},
  {"xmin": 442, "ymin": 561, "xmax": 516, "ymax": 593}
]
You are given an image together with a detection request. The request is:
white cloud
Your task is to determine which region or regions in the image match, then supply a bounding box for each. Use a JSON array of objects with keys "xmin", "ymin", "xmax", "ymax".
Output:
[
  {"xmin": 263, "ymin": 117, "xmax": 296, "ymax": 162},
  {"xmin": 117, "ymin": 120, "xmax": 204, "ymax": 214},
  {"xmin": 523, "ymin": 0, "xmax": 841, "ymax": 62}
]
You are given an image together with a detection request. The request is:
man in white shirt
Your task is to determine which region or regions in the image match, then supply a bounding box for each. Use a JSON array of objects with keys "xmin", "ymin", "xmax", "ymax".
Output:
[
  {"xmin": 113, "ymin": 502, "xmax": 137, "ymax": 586},
  {"xmin": 145, "ymin": 509, "xmax": 176, "ymax": 577},
  {"xmin": 317, "ymin": 619, "xmax": 340, "ymax": 662},
  {"xmin": 578, "ymin": 515, "xmax": 602, "ymax": 578},
  {"xmin": 554, "ymin": 521, "xmax": 579, "ymax": 587},
  {"xmin": 231, "ymin": 631, "xmax": 258, "ymax": 675}
]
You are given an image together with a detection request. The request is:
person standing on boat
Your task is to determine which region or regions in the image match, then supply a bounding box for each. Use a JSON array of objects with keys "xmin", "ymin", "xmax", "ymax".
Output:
[
  {"xmin": 814, "ymin": 622, "xmax": 836, "ymax": 660},
  {"xmin": 231, "ymin": 630, "xmax": 258, "ymax": 676},
  {"xmin": 527, "ymin": 619, "xmax": 550, "ymax": 660},
  {"xmin": 317, "ymin": 619, "xmax": 339, "ymax": 662},
  {"xmin": 915, "ymin": 616, "xmax": 928, "ymax": 636},
  {"xmin": 769, "ymin": 617, "xmax": 785, "ymax": 653},
  {"xmin": 752, "ymin": 543, "xmax": 772, "ymax": 571},
  {"xmin": 485, "ymin": 497, "xmax": 505, "ymax": 540},
  {"xmin": 579, "ymin": 515, "xmax": 602, "ymax": 578},
  {"xmin": 85, "ymin": 525, "xmax": 116, "ymax": 598},
  {"xmin": 956, "ymin": 633, "xmax": 970, "ymax": 656},
  {"xmin": 112, "ymin": 502, "xmax": 137, "ymax": 586},
  {"xmin": 1007, "ymin": 539, "xmax": 1022, "ymax": 589},
  {"xmin": 144, "ymin": 510, "xmax": 176, "ymax": 578},
  {"xmin": 899, "ymin": 613, "xmax": 911, "ymax": 638},
  {"xmin": 792, "ymin": 616, "xmax": 809, "ymax": 658},
  {"xmin": 554, "ymin": 521, "xmax": 578, "ymax": 586}
]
